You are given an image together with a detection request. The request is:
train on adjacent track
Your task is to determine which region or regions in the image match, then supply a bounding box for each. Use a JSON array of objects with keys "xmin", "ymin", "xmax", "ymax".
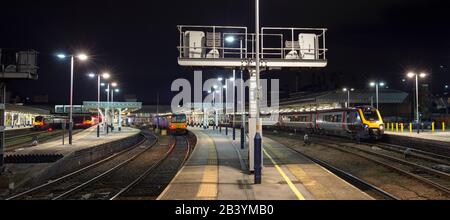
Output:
[
  {"xmin": 227, "ymin": 106, "xmax": 385, "ymax": 140},
  {"xmin": 33, "ymin": 115, "xmax": 99, "ymax": 131}
]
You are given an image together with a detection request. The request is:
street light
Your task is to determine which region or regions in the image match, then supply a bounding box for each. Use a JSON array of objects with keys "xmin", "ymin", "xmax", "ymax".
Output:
[
  {"xmin": 88, "ymin": 72, "xmax": 110, "ymax": 137},
  {"xmin": 342, "ymin": 88, "xmax": 355, "ymax": 108},
  {"xmin": 57, "ymin": 52, "xmax": 89, "ymax": 145},
  {"xmin": 406, "ymin": 71, "xmax": 427, "ymax": 124},
  {"xmin": 369, "ymin": 81, "xmax": 386, "ymax": 109}
]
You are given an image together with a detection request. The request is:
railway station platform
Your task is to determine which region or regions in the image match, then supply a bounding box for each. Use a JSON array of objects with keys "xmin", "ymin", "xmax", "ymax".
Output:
[
  {"xmin": 1, "ymin": 126, "xmax": 140, "ymax": 193},
  {"xmin": 158, "ymin": 127, "xmax": 373, "ymax": 200},
  {"xmin": 385, "ymin": 131, "xmax": 450, "ymax": 143}
]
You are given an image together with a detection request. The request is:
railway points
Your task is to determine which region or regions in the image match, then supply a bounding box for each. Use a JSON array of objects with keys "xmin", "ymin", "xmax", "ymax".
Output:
[{"xmin": 158, "ymin": 127, "xmax": 373, "ymax": 200}]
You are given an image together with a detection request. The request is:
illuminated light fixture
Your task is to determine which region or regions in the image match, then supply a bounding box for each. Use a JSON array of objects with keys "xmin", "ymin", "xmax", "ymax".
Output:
[
  {"xmin": 88, "ymin": 73, "xmax": 95, "ymax": 78},
  {"xmin": 369, "ymin": 82, "xmax": 376, "ymax": 87},
  {"xmin": 111, "ymin": 82, "xmax": 118, "ymax": 87},
  {"xmin": 379, "ymin": 82, "xmax": 386, "ymax": 87},
  {"xmin": 208, "ymin": 91, "xmax": 212, "ymax": 94},
  {"xmin": 57, "ymin": 54, "xmax": 67, "ymax": 59},
  {"xmin": 225, "ymin": 36, "xmax": 236, "ymax": 43},
  {"xmin": 77, "ymin": 54, "xmax": 88, "ymax": 61},
  {"xmin": 100, "ymin": 83, "xmax": 106, "ymax": 87},
  {"xmin": 419, "ymin": 73, "xmax": 427, "ymax": 78},
  {"xmin": 407, "ymin": 72, "xmax": 415, "ymax": 78},
  {"xmin": 115, "ymin": 89, "xmax": 120, "ymax": 93},
  {"xmin": 229, "ymin": 77, "xmax": 235, "ymax": 81},
  {"xmin": 102, "ymin": 72, "xmax": 111, "ymax": 79},
  {"xmin": 213, "ymin": 85, "xmax": 218, "ymax": 89},
  {"xmin": 218, "ymin": 77, "xmax": 223, "ymax": 82}
]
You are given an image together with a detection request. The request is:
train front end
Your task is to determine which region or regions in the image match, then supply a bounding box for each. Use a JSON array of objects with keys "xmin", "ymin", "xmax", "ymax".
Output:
[
  {"xmin": 169, "ymin": 114, "xmax": 188, "ymax": 135},
  {"xmin": 357, "ymin": 106, "xmax": 385, "ymax": 140}
]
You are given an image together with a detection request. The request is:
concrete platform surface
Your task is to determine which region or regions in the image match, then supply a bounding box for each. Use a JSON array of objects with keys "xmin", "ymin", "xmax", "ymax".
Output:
[
  {"xmin": 385, "ymin": 131, "xmax": 450, "ymax": 143},
  {"xmin": 6, "ymin": 127, "xmax": 140, "ymax": 156},
  {"xmin": 158, "ymin": 127, "xmax": 372, "ymax": 200}
]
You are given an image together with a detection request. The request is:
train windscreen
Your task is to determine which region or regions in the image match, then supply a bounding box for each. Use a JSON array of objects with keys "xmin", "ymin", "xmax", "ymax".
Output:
[
  {"xmin": 172, "ymin": 114, "xmax": 187, "ymax": 123},
  {"xmin": 363, "ymin": 109, "xmax": 380, "ymax": 121}
]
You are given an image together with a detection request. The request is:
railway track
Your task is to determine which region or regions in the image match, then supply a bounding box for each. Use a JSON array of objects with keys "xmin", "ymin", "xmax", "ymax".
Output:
[
  {"xmin": 6, "ymin": 132, "xmax": 193, "ymax": 200},
  {"xmin": 266, "ymin": 130, "xmax": 450, "ymax": 198},
  {"xmin": 312, "ymin": 138, "xmax": 450, "ymax": 195},
  {"xmin": 264, "ymin": 135, "xmax": 399, "ymax": 200},
  {"xmin": 4, "ymin": 129, "xmax": 83, "ymax": 152},
  {"xmin": 110, "ymin": 135, "xmax": 192, "ymax": 200},
  {"xmin": 5, "ymin": 132, "xmax": 154, "ymax": 200}
]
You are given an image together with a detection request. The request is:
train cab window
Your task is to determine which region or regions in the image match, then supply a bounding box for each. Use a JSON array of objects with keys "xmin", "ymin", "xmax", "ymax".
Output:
[
  {"xmin": 363, "ymin": 108, "xmax": 379, "ymax": 121},
  {"xmin": 172, "ymin": 114, "xmax": 187, "ymax": 123}
]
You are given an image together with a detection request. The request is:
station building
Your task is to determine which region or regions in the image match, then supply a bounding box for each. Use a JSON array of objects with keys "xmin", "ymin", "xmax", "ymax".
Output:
[{"xmin": 280, "ymin": 89, "xmax": 411, "ymax": 121}]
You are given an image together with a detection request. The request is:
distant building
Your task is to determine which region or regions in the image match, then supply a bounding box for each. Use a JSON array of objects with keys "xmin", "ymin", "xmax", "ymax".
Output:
[{"xmin": 280, "ymin": 89, "xmax": 411, "ymax": 121}]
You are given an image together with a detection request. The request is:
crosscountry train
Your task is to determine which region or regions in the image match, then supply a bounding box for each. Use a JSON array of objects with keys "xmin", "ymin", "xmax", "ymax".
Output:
[{"xmin": 228, "ymin": 106, "xmax": 385, "ymax": 140}]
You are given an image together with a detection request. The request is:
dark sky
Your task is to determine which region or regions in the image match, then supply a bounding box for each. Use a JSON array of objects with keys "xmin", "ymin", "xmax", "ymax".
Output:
[{"xmin": 1, "ymin": 0, "xmax": 449, "ymax": 104}]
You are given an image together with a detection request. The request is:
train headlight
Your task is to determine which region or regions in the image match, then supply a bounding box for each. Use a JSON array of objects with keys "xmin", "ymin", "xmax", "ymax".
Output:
[
  {"xmin": 380, "ymin": 125, "xmax": 385, "ymax": 131},
  {"xmin": 364, "ymin": 124, "xmax": 369, "ymax": 130}
]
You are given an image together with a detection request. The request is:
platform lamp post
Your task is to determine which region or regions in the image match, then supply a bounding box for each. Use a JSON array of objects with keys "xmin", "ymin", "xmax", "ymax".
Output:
[
  {"xmin": 342, "ymin": 88, "xmax": 355, "ymax": 108},
  {"xmin": 218, "ymin": 77, "xmax": 224, "ymax": 129},
  {"xmin": 253, "ymin": 0, "xmax": 263, "ymax": 185},
  {"xmin": 89, "ymin": 72, "xmax": 110, "ymax": 137},
  {"xmin": 226, "ymin": 35, "xmax": 246, "ymax": 148},
  {"xmin": 369, "ymin": 81, "xmax": 386, "ymax": 110},
  {"xmin": 110, "ymin": 82, "xmax": 118, "ymax": 131},
  {"xmin": 407, "ymin": 72, "xmax": 427, "ymax": 133},
  {"xmin": 57, "ymin": 53, "xmax": 88, "ymax": 145},
  {"xmin": 229, "ymin": 75, "xmax": 236, "ymax": 141}
]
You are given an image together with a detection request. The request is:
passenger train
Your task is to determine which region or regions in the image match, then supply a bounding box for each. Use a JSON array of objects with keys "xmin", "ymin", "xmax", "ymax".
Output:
[
  {"xmin": 276, "ymin": 106, "xmax": 384, "ymax": 140},
  {"xmin": 154, "ymin": 113, "xmax": 188, "ymax": 135},
  {"xmin": 33, "ymin": 115, "xmax": 99, "ymax": 131},
  {"xmin": 228, "ymin": 106, "xmax": 385, "ymax": 140}
]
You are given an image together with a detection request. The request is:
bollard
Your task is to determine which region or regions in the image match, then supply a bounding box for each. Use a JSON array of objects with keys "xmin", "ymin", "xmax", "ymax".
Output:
[
  {"xmin": 97, "ymin": 125, "xmax": 100, "ymax": 137},
  {"xmin": 396, "ymin": 123, "xmax": 399, "ymax": 132},
  {"xmin": 409, "ymin": 123, "xmax": 413, "ymax": 133},
  {"xmin": 254, "ymin": 132, "xmax": 262, "ymax": 184},
  {"xmin": 387, "ymin": 123, "xmax": 390, "ymax": 130},
  {"xmin": 241, "ymin": 125, "xmax": 245, "ymax": 149},
  {"xmin": 443, "ymin": 122, "xmax": 446, "ymax": 132},
  {"xmin": 432, "ymin": 122, "xmax": 435, "ymax": 132},
  {"xmin": 391, "ymin": 123, "xmax": 395, "ymax": 132},
  {"xmin": 400, "ymin": 123, "xmax": 404, "ymax": 133},
  {"xmin": 220, "ymin": 125, "xmax": 222, "ymax": 133},
  {"xmin": 233, "ymin": 126, "xmax": 236, "ymax": 141},
  {"xmin": 226, "ymin": 125, "xmax": 228, "ymax": 136}
]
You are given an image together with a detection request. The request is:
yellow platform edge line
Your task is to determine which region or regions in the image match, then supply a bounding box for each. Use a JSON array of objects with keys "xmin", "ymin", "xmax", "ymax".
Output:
[{"xmin": 263, "ymin": 149, "xmax": 305, "ymax": 200}]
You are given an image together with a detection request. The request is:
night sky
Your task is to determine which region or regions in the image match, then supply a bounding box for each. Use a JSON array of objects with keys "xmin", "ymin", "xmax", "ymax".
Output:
[{"xmin": 1, "ymin": 0, "xmax": 449, "ymax": 104}]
